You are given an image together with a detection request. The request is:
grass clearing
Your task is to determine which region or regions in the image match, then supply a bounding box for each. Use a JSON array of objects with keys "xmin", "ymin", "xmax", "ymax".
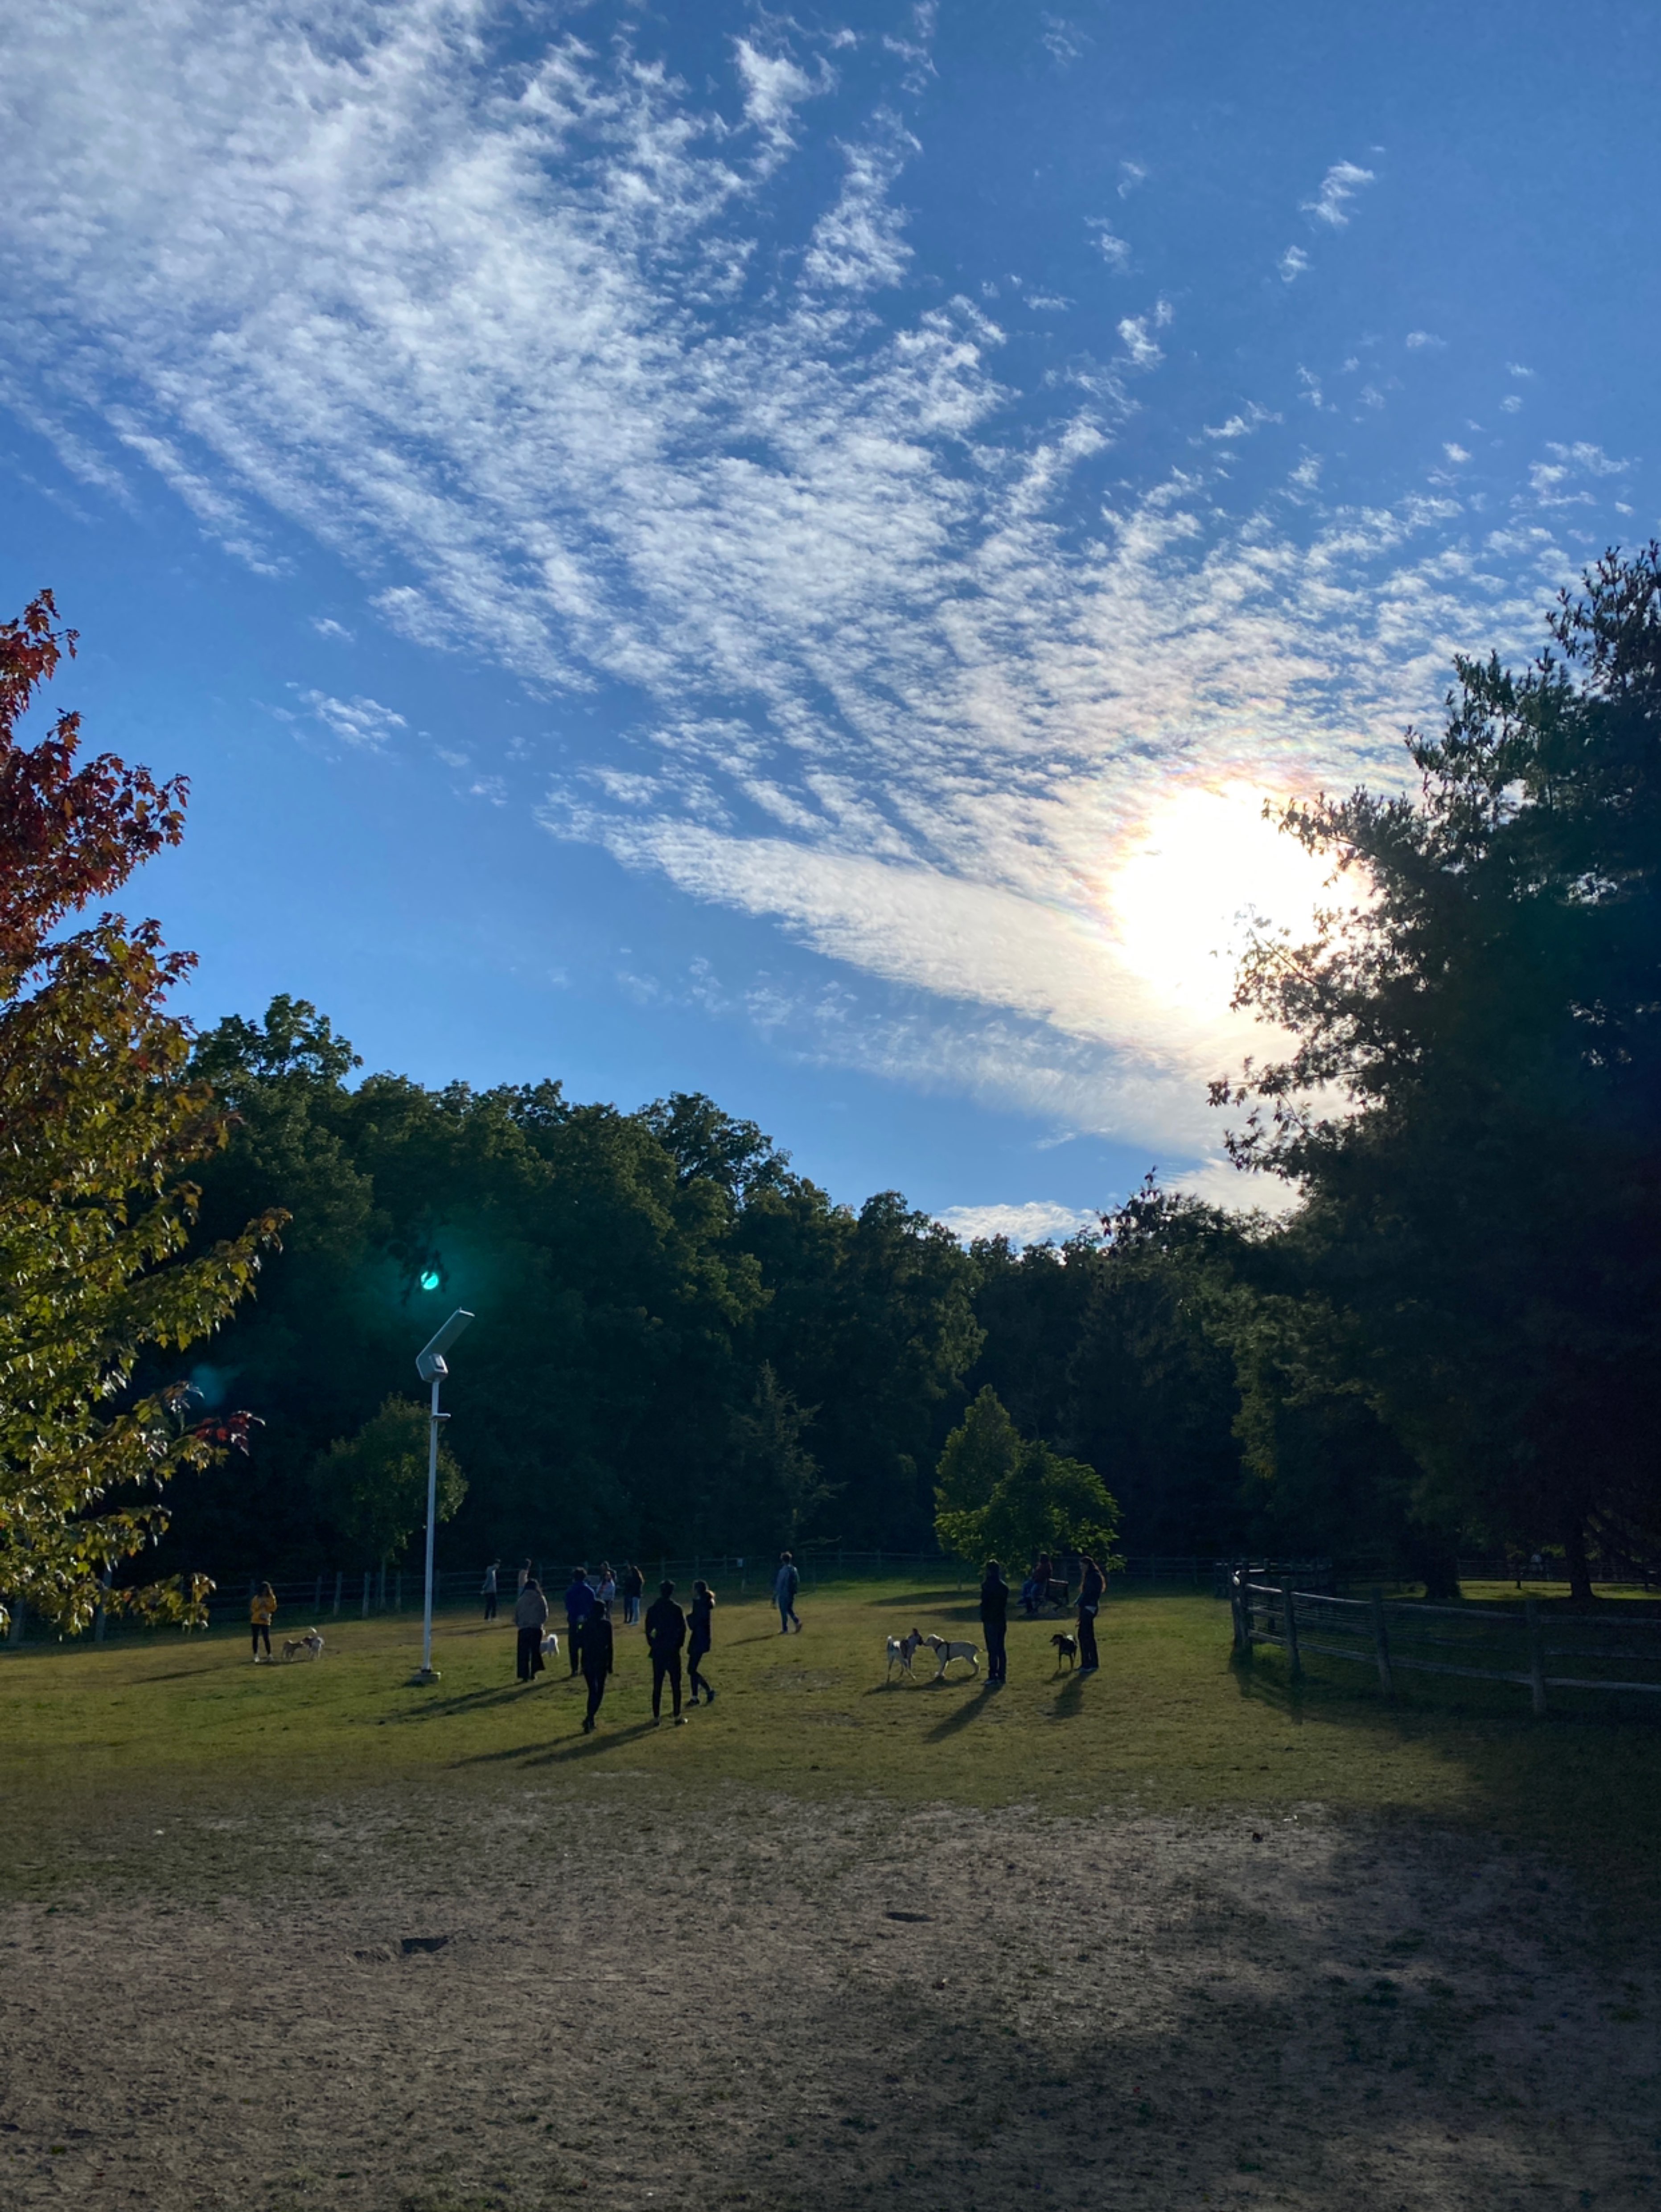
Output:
[
  {"xmin": 4, "ymin": 1580, "xmax": 1660, "ymax": 2210},
  {"xmin": 6, "ymin": 1579, "xmax": 1659, "ymax": 1917}
]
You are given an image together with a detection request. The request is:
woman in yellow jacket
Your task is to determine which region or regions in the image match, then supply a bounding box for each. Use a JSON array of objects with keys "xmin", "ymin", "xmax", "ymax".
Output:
[{"xmin": 251, "ymin": 1582, "xmax": 277, "ymax": 1663}]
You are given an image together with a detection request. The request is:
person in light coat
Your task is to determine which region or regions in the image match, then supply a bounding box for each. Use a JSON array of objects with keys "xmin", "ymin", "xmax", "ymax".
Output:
[{"xmin": 515, "ymin": 1578, "xmax": 550, "ymax": 1683}]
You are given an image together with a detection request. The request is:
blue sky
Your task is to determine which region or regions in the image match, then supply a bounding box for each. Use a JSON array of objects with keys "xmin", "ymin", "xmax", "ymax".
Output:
[{"xmin": 2, "ymin": 0, "xmax": 1655, "ymax": 1239}]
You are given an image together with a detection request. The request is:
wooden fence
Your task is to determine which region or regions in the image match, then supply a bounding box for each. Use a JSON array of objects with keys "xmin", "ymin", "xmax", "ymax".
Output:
[{"xmin": 1231, "ymin": 1572, "xmax": 1661, "ymax": 1715}]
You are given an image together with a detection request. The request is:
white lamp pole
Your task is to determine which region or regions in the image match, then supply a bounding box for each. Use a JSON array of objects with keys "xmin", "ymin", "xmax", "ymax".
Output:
[{"xmin": 414, "ymin": 1308, "xmax": 474, "ymax": 1683}]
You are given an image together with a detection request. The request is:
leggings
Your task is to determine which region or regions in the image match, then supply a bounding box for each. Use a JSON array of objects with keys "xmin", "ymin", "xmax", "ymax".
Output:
[
  {"xmin": 583, "ymin": 1670, "xmax": 608, "ymax": 1723},
  {"xmin": 651, "ymin": 1653, "xmax": 682, "ymax": 1718},
  {"xmin": 1077, "ymin": 1606, "xmax": 1099, "ymax": 1669},
  {"xmin": 688, "ymin": 1638, "xmax": 711, "ymax": 1698},
  {"xmin": 251, "ymin": 1622, "xmax": 271, "ymax": 1657}
]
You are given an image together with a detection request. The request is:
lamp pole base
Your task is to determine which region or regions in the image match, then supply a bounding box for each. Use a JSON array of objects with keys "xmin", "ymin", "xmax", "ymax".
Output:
[{"xmin": 409, "ymin": 1665, "xmax": 442, "ymax": 1685}]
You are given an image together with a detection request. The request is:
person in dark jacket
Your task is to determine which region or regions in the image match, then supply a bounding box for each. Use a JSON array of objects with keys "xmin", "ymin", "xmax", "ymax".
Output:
[
  {"xmin": 580, "ymin": 1598, "xmax": 614, "ymax": 1733},
  {"xmin": 979, "ymin": 1559, "xmax": 1010, "ymax": 1683},
  {"xmin": 564, "ymin": 1568, "xmax": 596, "ymax": 1675},
  {"xmin": 644, "ymin": 1579, "xmax": 688, "ymax": 1724},
  {"xmin": 514, "ymin": 1578, "xmax": 550, "ymax": 1683},
  {"xmin": 621, "ymin": 1563, "xmax": 645, "ymax": 1627},
  {"xmin": 687, "ymin": 1579, "xmax": 716, "ymax": 1706},
  {"xmin": 1077, "ymin": 1554, "xmax": 1105, "ymax": 1671}
]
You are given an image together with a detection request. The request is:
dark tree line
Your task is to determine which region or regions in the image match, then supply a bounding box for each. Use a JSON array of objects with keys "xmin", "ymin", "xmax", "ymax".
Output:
[{"xmin": 9, "ymin": 550, "xmax": 1660, "ymax": 1608}]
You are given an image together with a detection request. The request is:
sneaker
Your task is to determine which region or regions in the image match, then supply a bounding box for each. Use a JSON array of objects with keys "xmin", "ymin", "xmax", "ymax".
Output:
[
  {"xmin": 688, "ymin": 1695, "xmax": 701, "ymax": 1706},
  {"xmin": 653, "ymin": 1716, "xmax": 662, "ymax": 1727},
  {"xmin": 582, "ymin": 1716, "xmax": 595, "ymax": 1734},
  {"xmin": 704, "ymin": 1686, "xmax": 716, "ymax": 1703},
  {"xmin": 674, "ymin": 1715, "xmax": 688, "ymax": 1726}
]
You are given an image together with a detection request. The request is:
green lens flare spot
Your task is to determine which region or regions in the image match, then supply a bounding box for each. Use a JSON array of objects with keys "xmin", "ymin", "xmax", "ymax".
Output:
[{"xmin": 419, "ymin": 1267, "xmax": 442, "ymax": 1291}]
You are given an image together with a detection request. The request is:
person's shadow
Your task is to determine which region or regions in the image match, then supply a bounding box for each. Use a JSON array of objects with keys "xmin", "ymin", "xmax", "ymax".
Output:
[
  {"xmin": 1049, "ymin": 1672, "xmax": 1086, "ymax": 1720},
  {"xmin": 925, "ymin": 1680, "xmax": 999, "ymax": 1741}
]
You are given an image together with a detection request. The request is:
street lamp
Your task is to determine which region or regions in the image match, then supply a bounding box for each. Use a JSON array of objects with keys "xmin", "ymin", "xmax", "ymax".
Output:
[{"xmin": 413, "ymin": 1307, "xmax": 474, "ymax": 1683}]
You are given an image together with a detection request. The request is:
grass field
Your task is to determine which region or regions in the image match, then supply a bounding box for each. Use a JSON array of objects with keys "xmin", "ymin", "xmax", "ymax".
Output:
[{"xmin": 4, "ymin": 1582, "xmax": 1660, "ymax": 2210}]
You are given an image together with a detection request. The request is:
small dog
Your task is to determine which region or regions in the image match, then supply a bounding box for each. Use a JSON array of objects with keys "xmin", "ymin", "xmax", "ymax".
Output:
[
  {"xmin": 885, "ymin": 1628, "xmax": 926, "ymax": 1682},
  {"xmin": 924, "ymin": 1632, "xmax": 979, "ymax": 1680},
  {"xmin": 281, "ymin": 1629, "xmax": 325, "ymax": 1662},
  {"xmin": 540, "ymin": 1630, "xmax": 561, "ymax": 1660},
  {"xmin": 1050, "ymin": 1631, "xmax": 1078, "ymax": 1671}
]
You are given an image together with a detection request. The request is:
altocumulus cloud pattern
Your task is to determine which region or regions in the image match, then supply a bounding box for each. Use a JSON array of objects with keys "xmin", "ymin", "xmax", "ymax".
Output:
[{"xmin": 0, "ymin": 0, "xmax": 1644, "ymax": 1172}]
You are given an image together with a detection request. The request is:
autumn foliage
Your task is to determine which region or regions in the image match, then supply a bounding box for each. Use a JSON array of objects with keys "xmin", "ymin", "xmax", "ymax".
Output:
[{"xmin": 0, "ymin": 593, "xmax": 283, "ymax": 1636}]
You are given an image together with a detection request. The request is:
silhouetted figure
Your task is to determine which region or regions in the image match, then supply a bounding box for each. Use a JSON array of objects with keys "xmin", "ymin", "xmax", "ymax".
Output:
[
  {"xmin": 645, "ymin": 1579, "xmax": 688, "ymax": 1724},
  {"xmin": 621, "ymin": 1563, "xmax": 644, "ymax": 1626},
  {"xmin": 1077, "ymin": 1554, "xmax": 1105, "ymax": 1672},
  {"xmin": 564, "ymin": 1567, "xmax": 596, "ymax": 1676},
  {"xmin": 774, "ymin": 1551, "xmax": 802, "ymax": 1634},
  {"xmin": 979, "ymin": 1559, "xmax": 1010, "ymax": 1683},
  {"xmin": 250, "ymin": 1582, "xmax": 276, "ymax": 1663},
  {"xmin": 580, "ymin": 1599, "xmax": 614, "ymax": 1732},
  {"xmin": 481, "ymin": 1558, "xmax": 501, "ymax": 1623},
  {"xmin": 688, "ymin": 1579, "xmax": 716, "ymax": 1705},
  {"xmin": 515, "ymin": 1578, "xmax": 549, "ymax": 1682}
]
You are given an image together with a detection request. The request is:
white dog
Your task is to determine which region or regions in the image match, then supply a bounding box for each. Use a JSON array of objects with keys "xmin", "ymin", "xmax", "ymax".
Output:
[
  {"xmin": 885, "ymin": 1628, "xmax": 926, "ymax": 1683},
  {"xmin": 281, "ymin": 1628, "xmax": 325, "ymax": 1662},
  {"xmin": 924, "ymin": 1632, "xmax": 979, "ymax": 1680},
  {"xmin": 540, "ymin": 1630, "xmax": 561, "ymax": 1661}
]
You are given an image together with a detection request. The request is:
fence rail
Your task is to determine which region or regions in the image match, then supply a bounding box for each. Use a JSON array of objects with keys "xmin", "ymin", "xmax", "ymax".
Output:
[{"xmin": 1230, "ymin": 1573, "xmax": 1661, "ymax": 1714}]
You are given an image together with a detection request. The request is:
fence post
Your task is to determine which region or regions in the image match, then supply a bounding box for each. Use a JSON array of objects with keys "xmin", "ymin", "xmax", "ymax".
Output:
[
  {"xmin": 1525, "ymin": 1597, "xmax": 1548, "ymax": 1717},
  {"xmin": 333, "ymin": 1571, "xmax": 342, "ymax": 1618},
  {"xmin": 1369, "ymin": 1587, "xmax": 1394, "ymax": 1696},
  {"xmin": 1283, "ymin": 1582, "xmax": 1302, "ymax": 1679},
  {"xmin": 361, "ymin": 1569, "xmax": 371, "ymax": 1619}
]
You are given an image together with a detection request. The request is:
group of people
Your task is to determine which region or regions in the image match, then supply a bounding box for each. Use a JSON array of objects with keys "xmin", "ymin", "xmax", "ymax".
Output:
[
  {"xmin": 482, "ymin": 1558, "xmax": 648, "ymax": 1626},
  {"xmin": 980, "ymin": 1551, "xmax": 1106, "ymax": 1677},
  {"xmin": 505, "ymin": 1564, "xmax": 719, "ymax": 1732}
]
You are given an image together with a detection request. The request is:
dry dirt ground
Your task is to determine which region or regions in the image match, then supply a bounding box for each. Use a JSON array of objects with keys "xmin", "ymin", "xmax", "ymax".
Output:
[{"xmin": 1, "ymin": 1784, "xmax": 1657, "ymax": 2212}]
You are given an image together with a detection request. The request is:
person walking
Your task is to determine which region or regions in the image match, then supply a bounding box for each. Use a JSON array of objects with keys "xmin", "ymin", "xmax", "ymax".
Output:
[
  {"xmin": 481, "ymin": 1558, "xmax": 501, "ymax": 1623},
  {"xmin": 564, "ymin": 1567, "xmax": 596, "ymax": 1677},
  {"xmin": 1077, "ymin": 1553, "xmax": 1105, "ymax": 1672},
  {"xmin": 515, "ymin": 1576, "xmax": 549, "ymax": 1682},
  {"xmin": 644, "ymin": 1579, "xmax": 688, "ymax": 1725},
  {"xmin": 580, "ymin": 1597, "xmax": 614, "ymax": 1733},
  {"xmin": 250, "ymin": 1581, "xmax": 277, "ymax": 1663},
  {"xmin": 621, "ymin": 1563, "xmax": 644, "ymax": 1627},
  {"xmin": 596, "ymin": 1562, "xmax": 617, "ymax": 1612},
  {"xmin": 773, "ymin": 1550, "xmax": 802, "ymax": 1635},
  {"xmin": 687, "ymin": 1579, "xmax": 717, "ymax": 1706},
  {"xmin": 979, "ymin": 1558, "xmax": 1010, "ymax": 1684}
]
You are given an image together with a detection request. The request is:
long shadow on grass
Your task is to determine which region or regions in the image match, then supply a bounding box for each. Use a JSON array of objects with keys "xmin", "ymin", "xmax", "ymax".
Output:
[
  {"xmin": 449, "ymin": 1720, "xmax": 659, "ymax": 1769},
  {"xmin": 924, "ymin": 1680, "xmax": 999, "ymax": 1740},
  {"xmin": 395, "ymin": 1682, "xmax": 564, "ymax": 1723}
]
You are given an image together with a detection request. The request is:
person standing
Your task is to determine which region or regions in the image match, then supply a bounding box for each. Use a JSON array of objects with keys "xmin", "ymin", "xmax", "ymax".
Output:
[
  {"xmin": 515, "ymin": 1577, "xmax": 549, "ymax": 1682},
  {"xmin": 250, "ymin": 1581, "xmax": 277, "ymax": 1663},
  {"xmin": 979, "ymin": 1558, "xmax": 1010, "ymax": 1684},
  {"xmin": 644, "ymin": 1579, "xmax": 688, "ymax": 1725},
  {"xmin": 687, "ymin": 1579, "xmax": 717, "ymax": 1706},
  {"xmin": 580, "ymin": 1597, "xmax": 614, "ymax": 1733},
  {"xmin": 773, "ymin": 1551, "xmax": 802, "ymax": 1635},
  {"xmin": 564, "ymin": 1567, "xmax": 596, "ymax": 1677},
  {"xmin": 481, "ymin": 1558, "xmax": 501, "ymax": 1623},
  {"xmin": 596, "ymin": 1562, "xmax": 617, "ymax": 1612},
  {"xmin": 1077, "ymin": 1553, "xmax": 1105, "ymax": 1672},
  {"xmin": 621, "ymin": 1563, "xmax": 644, "ymax": 1627}
]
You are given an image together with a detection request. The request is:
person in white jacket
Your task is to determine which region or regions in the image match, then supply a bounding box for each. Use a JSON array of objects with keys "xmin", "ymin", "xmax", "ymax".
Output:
[{"xmin": 514, "ymin": 1578, "xmax": 549, "ymax": 1682}]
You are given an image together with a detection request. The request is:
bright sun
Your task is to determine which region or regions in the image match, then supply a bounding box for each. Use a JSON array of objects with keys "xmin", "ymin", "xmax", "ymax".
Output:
[{"xmin": 1106, "ymin": 783, "xmax": 1330, "ymax": 1020}]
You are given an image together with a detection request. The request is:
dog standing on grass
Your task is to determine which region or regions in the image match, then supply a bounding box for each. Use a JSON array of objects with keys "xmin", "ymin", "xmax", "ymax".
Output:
[
  {"xmin": 281, "ymin": 1629, "xmax": 325, "ymax": 1662},
  {"xmin": 885, "ymin": 1628, "xmax": 925, "ymax": 1682},
  {"xmin": 1050, "ymin": 1631, "xmax": 1078, "ymax": 1672},
  {"xmin": 923, "ymin": 1632, "xmax": 979, "ymax": 1681}
]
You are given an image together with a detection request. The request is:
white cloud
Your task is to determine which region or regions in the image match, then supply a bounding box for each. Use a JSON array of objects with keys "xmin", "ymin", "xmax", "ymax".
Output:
[
  {"xmin": 1278, "ymin": 246, "xmax": 1309, "ymax": 283},
  {"xmin": 1501, "ymin": 394, "xmax": 1524, "ymax": 413},
  {"xmin": 298, "ymin": 690, "xmax": 406, "ymax": 749},
  {"xmin": 1040, "ymin": 15, "xmax": 1086, "ymax": 67},
  {"xmin": 1405, "ymin": 330, "xmax": 1445, "ymax": 350},
  {"xmin": 1087, "ymin": 219, "xmax": 1132, "ymax": 271},
  {"xmin": 1507, "ymin": 362, "xmax": 1535, "ymax": 380},
  {"xmin": 1117, "ymin": 160, "xmax": 1147, "ymax": 199},
  {"xmin": 311, "ymin": 616, "xmax": 354, "ymax": 641},
  {"xmin": 1201, "ymin": 403, "xmax": 1280, "ymax": 441},
  {"xmin": 0, "ymin": 6, "xmax": 1579, "ymax": 1158},
  {"xmin": 733, "ymin": 39, "xmax": 819, "ymax": 141},
  {"xmin": 937, "ymin": 1199, "xmax": 1096, "ymax": 1247},
  {"xmin": 1302, "ymin": 160, "xmax": 1375, "ymax": 229}
]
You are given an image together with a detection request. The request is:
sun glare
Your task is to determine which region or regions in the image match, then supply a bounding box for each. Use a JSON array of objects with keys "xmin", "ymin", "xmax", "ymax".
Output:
[{"xmin": 1106, "ymin": 784, "xmax": 1329, "ymax": 1020}]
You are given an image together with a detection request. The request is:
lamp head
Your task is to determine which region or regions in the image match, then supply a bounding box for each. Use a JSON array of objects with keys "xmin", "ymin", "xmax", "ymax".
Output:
[{"xmin": 416, "ymin": 1308, "xmax": 475, "ymax": 1381}]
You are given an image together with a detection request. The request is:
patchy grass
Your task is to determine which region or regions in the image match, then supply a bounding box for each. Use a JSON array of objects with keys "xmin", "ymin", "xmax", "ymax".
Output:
[{"xmin": 4, "ymin": 1579, "xmax": 1659, "ymax": 1918}]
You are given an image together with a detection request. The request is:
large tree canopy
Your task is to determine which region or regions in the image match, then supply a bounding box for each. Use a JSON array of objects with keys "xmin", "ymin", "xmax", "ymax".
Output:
[{"xmin": 1216, "ymin": 545, "xmax": 1661, "ymax": 1599}]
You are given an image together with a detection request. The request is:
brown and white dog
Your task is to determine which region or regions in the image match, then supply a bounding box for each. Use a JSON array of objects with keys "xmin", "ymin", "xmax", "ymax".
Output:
[
  {"xmin": 281, "ymin": 1629, "xmax": 325, "ymax": 1662},
  {"xmin": 885, "ymin": 1628, "xmax": 925, "ymax": 1682},
  {"xmin": 1050, "ymin": 1631, "xmax": 1078, "ymax": 1671}
]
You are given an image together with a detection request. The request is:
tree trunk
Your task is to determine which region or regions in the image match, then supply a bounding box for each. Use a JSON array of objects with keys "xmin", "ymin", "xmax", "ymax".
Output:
[{"xmin": 1561, "ymin": 1512, "xmax": 1594, "ymax": 1608}]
